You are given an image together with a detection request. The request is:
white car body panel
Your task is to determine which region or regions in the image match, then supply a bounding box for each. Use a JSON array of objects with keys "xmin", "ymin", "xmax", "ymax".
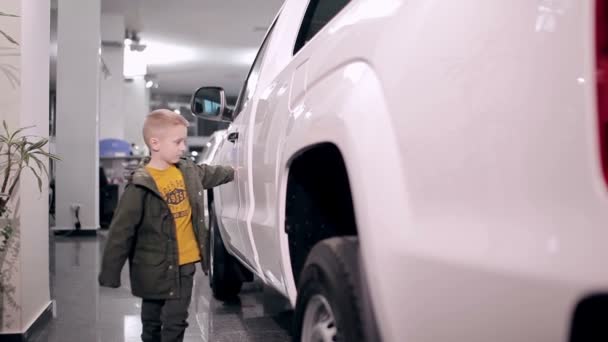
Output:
[{"xmin": 209, "ymin": 0, "xmax": 608, "ymax": 341}]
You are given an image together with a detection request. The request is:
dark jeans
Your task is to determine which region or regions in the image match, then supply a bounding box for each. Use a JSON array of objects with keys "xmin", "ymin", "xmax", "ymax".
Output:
[{"xmin": 140, "ymin": 263, "xmax": 196, "ymax": 342}]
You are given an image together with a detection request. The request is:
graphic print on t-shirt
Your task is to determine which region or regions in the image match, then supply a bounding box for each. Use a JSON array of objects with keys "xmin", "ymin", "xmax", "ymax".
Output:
[{"xmin": 159, "ymin": 179, "xmax": 190, "ymax": 219}]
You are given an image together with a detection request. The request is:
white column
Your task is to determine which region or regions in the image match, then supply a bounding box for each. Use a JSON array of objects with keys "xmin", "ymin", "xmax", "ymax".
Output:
[
  {"xmin": 100, "ymin": 14, "xmax": 125, "ymax": 141},
  {"xmin": 19, "ymin": 0, "xmax": 52, "ymax": 331},
  {"xmin": 0, "ymin": 0, "xmax": 52, "ymax": 334},
  {"xmin": 54, "ymin": 0, "xmax": 101, "ymax": 230},
  {"xmin": 123, "ymin": 76, "xmax": 150, "ymax": 149}
]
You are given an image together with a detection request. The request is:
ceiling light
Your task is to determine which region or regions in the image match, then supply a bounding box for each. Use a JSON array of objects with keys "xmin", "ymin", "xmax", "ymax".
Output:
[
  {"xmin": 124, "ymin": 38, "xmax": 133, "ymax": 46},
  {"xmin": 145, "ymin": 81, "xmax": 154, "ymax": 88},
  {"xmin": 142, "ymin": 40, "xmax": 196, "ymax": 66},
  {"xmin": 124, "ymin": 44, "xmax": 147, "ymax": 77},
  {"xmin": 191, "ymin": 151, "xmax": 198, "ymax": 157},
  {"xmin": 237, "ymin": 48, "xmax": 258, "ymax": 66},
  {"xmin": 124, "ymin": 39, "xmax": 195, "ymax": 77},
  {"xmin": 174, "ymin": 109, "xmax": 181, "ymax": 115}
]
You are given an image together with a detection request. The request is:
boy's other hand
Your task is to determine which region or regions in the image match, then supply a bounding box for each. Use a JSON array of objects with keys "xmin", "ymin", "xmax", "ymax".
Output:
[{"xmin": 98, "ymin": 273, "xmax": 120, "ymax": 288}]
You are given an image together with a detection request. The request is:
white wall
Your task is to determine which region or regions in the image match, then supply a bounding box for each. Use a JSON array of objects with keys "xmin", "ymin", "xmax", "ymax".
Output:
[
  {"xmin": 54, "ymin": 0, "xmax": 101, "ymax": 230},
  {"xmin": 100, "ymin": 46, "xmax": 125, "ymax": 140},
  {"xmin": 123, "ymin": 77, "xmax": 150, "ymax": 149},
  {"xmin": 99, "ymin": 14, "xmax": 125, "ymax": 141},
  {"xmin": 100, "ymin": 13, "xmax": 151, "ymax": 148},
  {"xmin": 100, "ymin": 14, "xmax": 123, "ymax": 43},
  {"xmin": 19, "ymin": 0, "xmax": 51, "ymax": 331}
]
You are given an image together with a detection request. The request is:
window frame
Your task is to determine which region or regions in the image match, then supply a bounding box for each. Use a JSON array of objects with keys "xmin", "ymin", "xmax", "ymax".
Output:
[
  {"xmin": 232, "ymin": 15, "xmax": 280, "ymax": 119},
  {"xmin": 293, "ymin": 0, "xmax": 351, "ymax": 55}
]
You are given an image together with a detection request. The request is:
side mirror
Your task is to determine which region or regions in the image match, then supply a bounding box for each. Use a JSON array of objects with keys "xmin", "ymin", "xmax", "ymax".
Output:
[{"xmin": 190, "ymin": 86, "xmax": 232, "ymax": 122}]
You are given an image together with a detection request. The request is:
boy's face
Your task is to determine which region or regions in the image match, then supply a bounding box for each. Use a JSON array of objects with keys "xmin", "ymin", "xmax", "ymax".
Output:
[{"xmin": 149, "ymin": 124, "xmax": 188, "ymax": 164}]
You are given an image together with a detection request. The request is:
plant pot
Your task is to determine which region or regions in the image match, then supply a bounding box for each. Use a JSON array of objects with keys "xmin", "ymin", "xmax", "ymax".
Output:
[{"xmin": 0, "ymin": 216, "xmax": 19, "ymax": 330}]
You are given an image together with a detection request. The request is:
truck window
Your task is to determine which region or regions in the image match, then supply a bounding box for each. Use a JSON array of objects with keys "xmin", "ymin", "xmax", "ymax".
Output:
[
  {"xmin": 232, "ymin": 18, "xmax": 278, "ymax": 118},
  {"xmin": 293, "ymin": 0, "xmax": 350, "ymax": 54}
]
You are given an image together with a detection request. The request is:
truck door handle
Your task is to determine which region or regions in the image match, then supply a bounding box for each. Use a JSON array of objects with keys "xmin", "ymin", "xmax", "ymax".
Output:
[{"xmin": 227, "ymin": 132, "xmax": 239, "ymax": 143}]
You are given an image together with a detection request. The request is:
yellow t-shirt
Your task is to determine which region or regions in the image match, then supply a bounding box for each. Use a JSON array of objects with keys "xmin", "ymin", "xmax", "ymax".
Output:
[{"xmin": 146, "ymin": 165, "xmax": 201, "ymax": 265}]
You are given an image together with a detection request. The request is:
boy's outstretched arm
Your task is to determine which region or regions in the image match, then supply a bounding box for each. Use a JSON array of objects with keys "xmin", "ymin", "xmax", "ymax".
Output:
[
  {"xmin": 198, "ymin": 164, "xmax": 235, "ymax": 189},
  {"xmin": 98, "ymin": 184, "xmax": 143, "ymax": 288}
]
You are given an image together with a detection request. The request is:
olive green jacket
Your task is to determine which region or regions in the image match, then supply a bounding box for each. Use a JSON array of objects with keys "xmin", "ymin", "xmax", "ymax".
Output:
[{"xmin": 98, "ymin": 157, "xmax": 234, "ymax": 299}]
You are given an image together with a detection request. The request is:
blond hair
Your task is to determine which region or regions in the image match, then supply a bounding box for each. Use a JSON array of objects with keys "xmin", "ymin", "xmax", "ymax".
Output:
[{"xmin": 143, "ymin": 109, "xmax": 189, "ymax": 148}]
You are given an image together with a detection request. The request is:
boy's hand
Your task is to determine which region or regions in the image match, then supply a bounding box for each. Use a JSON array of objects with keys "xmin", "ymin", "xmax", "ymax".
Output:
[
  {"xmin": 98, "ymin": 276, "xmax": 121, "ymax": 288},
  {"xmin": 98, "ymin": 185, "xmax": 143, "ymax": 289}
]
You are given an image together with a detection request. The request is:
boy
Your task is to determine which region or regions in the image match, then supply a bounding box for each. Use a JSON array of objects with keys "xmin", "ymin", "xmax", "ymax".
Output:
[{"xmin": 98, "ymin": 109, "xmax": 234, "ymax": 342}]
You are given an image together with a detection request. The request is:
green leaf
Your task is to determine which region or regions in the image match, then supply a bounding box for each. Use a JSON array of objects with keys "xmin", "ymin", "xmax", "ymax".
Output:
[
  {"xmin": 8, "ymin": 126, "xmax": 34, "ymax": 141},
  {"xmin": 0, "ymin": 29, "xmax": 19, "ymax": 46},
  {"xmin": 18, "ymin": 140, "xmax": 26, "ymax": 160},
  {"xmin": 0, "ymin": 122, "xmax": 59, "ymax": 198},
  {"xmin": 27, "ymin": 166, "xmax": 43, "ymax": 193},
  {"xmin": 23, "ymin": 152, "xmax": 31, "ymax": 167},
  {"xmin": 33, "ymin": 150, "xmax": 60, "ymax": 161},
  {"xmin": 0, "ymin": 12, "xmax": 19, "ymax": 18},
  {"xmin": 9, "ymin": 126, "xmax": 33, "ymax": 142},
  {"xmin": 26, "ymin": 138, "xmax": 48, "ymax": 152},
  {"xmin": 30, "ymin": 154, "xmax": 49, "ymax": 176}
]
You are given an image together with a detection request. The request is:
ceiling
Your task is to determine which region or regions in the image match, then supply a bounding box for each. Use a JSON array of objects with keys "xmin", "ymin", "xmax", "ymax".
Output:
[{"xmin": 102, "ymin": 0, "xmax": 284, "ymax": 96}]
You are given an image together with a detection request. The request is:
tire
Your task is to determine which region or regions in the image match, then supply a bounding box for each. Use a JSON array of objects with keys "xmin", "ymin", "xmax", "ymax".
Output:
[
  {"xmin": 294, "ymin": 237, "xmax": 364, "ymax": 342},
  {"xmin": 208, "ymin": 196, "xmax": 243, "ymax": 300}
]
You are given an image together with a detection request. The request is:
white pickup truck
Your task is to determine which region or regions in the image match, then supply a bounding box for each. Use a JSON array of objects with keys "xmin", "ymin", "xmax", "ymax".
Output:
[{"xmin": 190, "ymin": 0, "xmax": 608, "ymax": 341}]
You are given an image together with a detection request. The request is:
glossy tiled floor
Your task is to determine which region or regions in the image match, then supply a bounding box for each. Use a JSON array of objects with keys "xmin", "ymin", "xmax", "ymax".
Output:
[{"xmin": 32, "ymin": 232, "xmax": 293, "ymax": 342}]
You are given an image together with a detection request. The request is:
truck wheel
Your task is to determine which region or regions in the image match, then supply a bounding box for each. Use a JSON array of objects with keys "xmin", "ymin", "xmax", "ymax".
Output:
[
  {"xmin": 294, "ymin": 237, "xmax": 364, "ymax": 342},
  {"xmin": 208, "ymin": 197, "xmax": 243, "ymax": 300}
]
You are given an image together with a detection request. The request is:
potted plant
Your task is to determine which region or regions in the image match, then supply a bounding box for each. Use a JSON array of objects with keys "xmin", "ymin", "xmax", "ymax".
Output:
[{"xmin": 0, "ymin": 121, "xmax": 59, "ymax": 328}]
